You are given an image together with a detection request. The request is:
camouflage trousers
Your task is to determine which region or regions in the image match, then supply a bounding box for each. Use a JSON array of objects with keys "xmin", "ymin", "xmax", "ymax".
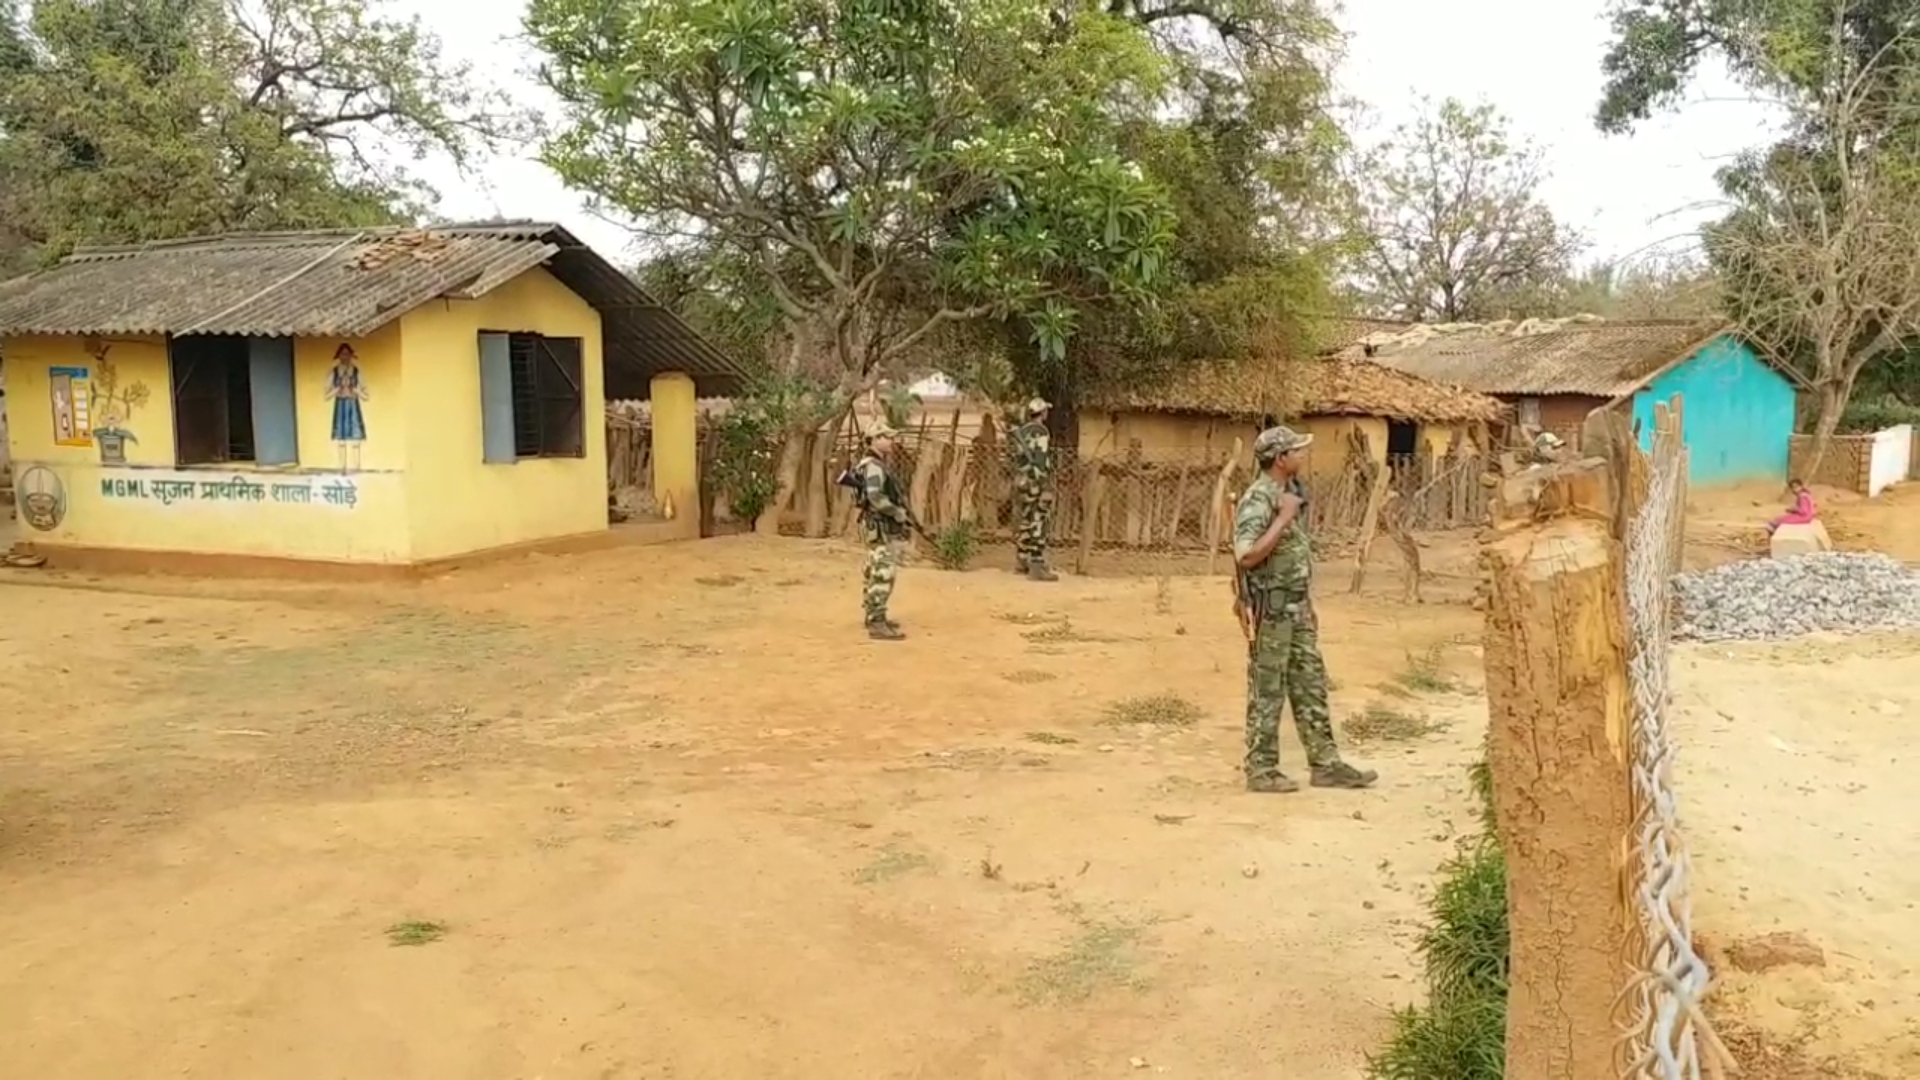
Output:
[
  {"xmin": 863, "ymin": 537, "xmax": 904, "ymax": 623},
  {"xmin": 1014, "ymin": 479, "xmax": 1054, "ymax": 564},
  {"xmin": 1244, "ymin": 598, "xmax": 1341, "ymax": 778}
]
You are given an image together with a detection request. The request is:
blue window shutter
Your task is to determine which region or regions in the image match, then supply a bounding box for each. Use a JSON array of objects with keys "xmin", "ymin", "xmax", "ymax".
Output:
[
  {"xmin": 479, "ymin": 332, "xmax": 516, "ymax": 463},
  {"xmin": 248, "ymin": 336, "xmax": 299, "ymax": 465}
]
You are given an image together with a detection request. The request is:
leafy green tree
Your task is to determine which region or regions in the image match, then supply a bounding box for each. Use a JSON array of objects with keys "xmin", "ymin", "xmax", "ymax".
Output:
[
  {"xmin": 1596, "ymin": 0, "xmax": 1920, "ymax": 465},
  {"xmin": 527, "ymin": 0, "xmax": 1176, "ymax": 405},
  {"xmin": 1004, "ymin": 0, "xmax": 1351, "ymax": 405},
  {"xmin": 0, "ymin": 0, "xmax": 527, "ymax": 262},
  {"xmin": 1346, "ymin": 98, "xmax": 1583, "ymax": 322}
]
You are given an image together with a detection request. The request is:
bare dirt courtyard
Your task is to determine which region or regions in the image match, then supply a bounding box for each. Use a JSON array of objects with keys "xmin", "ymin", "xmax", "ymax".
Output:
[
  {"xmin": 1, "ymin": 499, "xmax": 1917, "ymax": 1077},
  {"xmin": 0, "ymin": 535, "xmax": 1494, "ymax": 1079}
]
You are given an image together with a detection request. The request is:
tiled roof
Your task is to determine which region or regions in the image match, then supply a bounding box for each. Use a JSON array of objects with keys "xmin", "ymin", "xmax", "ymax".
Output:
[
  {"xmin": 1359, "ymin": 318, "xmax": 1729, "ymax": 397},
  {"xmin": 0, "ymin": 221, "xmax": 748, "ymax": 398},
  {"xmin": 1089, "ymin": 355, "xmax": 1505, "ymax": 424}
]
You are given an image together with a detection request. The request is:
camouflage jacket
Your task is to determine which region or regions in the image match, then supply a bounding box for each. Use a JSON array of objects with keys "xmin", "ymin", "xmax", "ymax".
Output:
[
  {"xmin": 1008, "ymin": 420, "xmax": 1052, "ymax": 484},
  {"xmin": 854, "ymin": 454, "xmax": 909, "ymax": 540},
  {"xmin": 1232, "ymin": 474, "xmax": 1312, "ymax": 599}
]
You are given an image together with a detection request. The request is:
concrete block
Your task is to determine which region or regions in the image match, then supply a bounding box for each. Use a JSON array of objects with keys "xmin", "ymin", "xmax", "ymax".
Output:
[{"xmin": 1770, "ymin": 520, "xmax": 1833, "ymax": 559}]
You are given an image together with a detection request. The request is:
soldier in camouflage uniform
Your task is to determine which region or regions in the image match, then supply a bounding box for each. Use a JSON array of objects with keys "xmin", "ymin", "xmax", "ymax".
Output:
[
  {"xmin": 1232, "ymin": 425, "xmax": 1377, "ymax": 793},
  {"xmin": 1008, "ymin": 397, "xmax": 1058, "ymax": 581},
  {"xmin": 853, "ymin": 423, "xmax": 911, "ymax": 640}
]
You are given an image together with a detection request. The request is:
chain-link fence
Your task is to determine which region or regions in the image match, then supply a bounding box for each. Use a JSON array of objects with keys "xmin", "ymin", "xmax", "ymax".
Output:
[{"xmin": 1616, "ymin": 404, "xmax": 1721, "ymax": 1079}]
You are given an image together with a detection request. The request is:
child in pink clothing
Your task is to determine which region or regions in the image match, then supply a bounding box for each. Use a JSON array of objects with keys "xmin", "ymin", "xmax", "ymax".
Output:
[{"xmin": 1766, "ymin": 479, "xmax": 1817, "ymax": 535}]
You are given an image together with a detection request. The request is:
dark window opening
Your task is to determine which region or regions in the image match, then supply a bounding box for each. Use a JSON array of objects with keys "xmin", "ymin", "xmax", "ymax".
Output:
[
  {"xmin": 170, "ymin": 335, "xmax": 256, "ymax": 465},
  {"xmin": 1386, "ymin": 420, "xmax": 1418, "ymax": 456},
  {"xmin": 506, "ymin": 332, "xmax": 584, "ymax": 459}
]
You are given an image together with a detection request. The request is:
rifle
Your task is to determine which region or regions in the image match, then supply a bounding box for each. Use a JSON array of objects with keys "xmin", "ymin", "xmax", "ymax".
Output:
[{"xmin": 1231, "ymin": 568, "xmax": 1254, "ymax": 649}]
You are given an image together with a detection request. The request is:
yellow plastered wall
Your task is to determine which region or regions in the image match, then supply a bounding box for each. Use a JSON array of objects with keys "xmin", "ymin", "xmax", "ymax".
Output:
[
  {"xmin": 1078, "ymin": 411, "xmax": 1260, "ymax": 459},
  {"xmin": 399, "ymin": 267, "xmax": 609, "ymax": 560},
  {"xmin": 1291, "ymin": 416, "xmax": 1385, "ymax": 484},
  {"xmin": 2, "ymin": 331, "xmax": 411, "ymax": 561}
]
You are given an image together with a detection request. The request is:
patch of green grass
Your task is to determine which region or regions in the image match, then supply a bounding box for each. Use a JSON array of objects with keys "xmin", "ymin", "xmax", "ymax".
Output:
[
  {"xmin": 1023, "ymin": 730, "xmax": 1077, "ymax": 745},
  {"xmin": 853, "ymin": 845, "xmax": 932, "ymax": 885},
  {"xmin": 695, "ymin": 574, "xmax": 746, "ymax": 587},
  {"xmin": 1101, "ymin": 693, "xmax": 1202, "ymax": 728},
  {"xmin": 1395, "ymin": 644, "xmax": 1456, "ymax": 694},
  {"xmin": 1021, "ymin": 619, "xmax": 1110, "ymax": 644},
  {"xmin": 1016, "ymin": 920, "xmax": 1145, "ymax": 1004},
  {"xmin": 930, "ymin": 520, "xmax": 982, "ymax": 570},
  {"xmin": 1004, "ymin": 669, "xmax": 1058, "ymax": 685},
  {"xmin": 386, "ymin": 920, "xmax": 448, "ymax": 947},
  {"xmin": 1344, "ymin": 703, "xmax": 1447, "ymax": 743},
  {"xmin": 1366, "ymin": 760, "xmax": 1508, "ymax": 1079}
]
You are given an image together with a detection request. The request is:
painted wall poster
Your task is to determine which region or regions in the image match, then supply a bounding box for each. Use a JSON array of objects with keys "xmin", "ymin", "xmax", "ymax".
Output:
[
  {"xmin": 49, "ymin": 366, "xmax": 92, "ymax": 446},
  {"xmin": 17, "ymin": 465, "xmax": 66, "ymax": 531},
  {"xmin": 81, "ymin": 345, "xmax": 151, "ymax": 465},
  {"xmin": 325, "ymin": 344, "xmax": 369, "ymax": 471}
]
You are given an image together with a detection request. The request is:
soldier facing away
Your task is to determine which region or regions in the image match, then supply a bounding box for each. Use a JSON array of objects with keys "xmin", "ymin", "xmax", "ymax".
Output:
[
  {"xmin": 1008, "ymin": 397, "xmax": 1058, "ymax": 581},
  {"xmin": 1232, "ymin": 425, "xmax": 1378, "ymax": 793},
  {"xmin": 852, "ymin": 423, "xmax": 911, "ymax": 640}
]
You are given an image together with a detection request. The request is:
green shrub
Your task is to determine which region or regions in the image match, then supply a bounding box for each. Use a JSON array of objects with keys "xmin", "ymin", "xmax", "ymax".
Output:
[
  {"xmin": 930, "ymin": 519, "xmax": 981, "ymax": 570},
  {"xmin": 709, "ymin": 407, "xmax": 781, "ymax": 522},
  {"xmin": 1366, "ymin": 758, "xmax": 1509, "ymax": 1080},
  {"xmin": 1838, "ymin": 396, "xmax": 1920, "ymax": 435}
]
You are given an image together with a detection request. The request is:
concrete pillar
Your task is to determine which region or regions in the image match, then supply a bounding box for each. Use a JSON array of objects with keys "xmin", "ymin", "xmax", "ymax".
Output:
[{"xmin": 649, "ymin": 372, "xmax": 698, "ymax": 530}]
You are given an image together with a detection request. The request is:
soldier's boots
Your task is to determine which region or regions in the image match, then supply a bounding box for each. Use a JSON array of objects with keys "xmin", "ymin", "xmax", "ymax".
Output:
[
  {"xmin": 1310, "ymin": 762, "xmax": 1379, "ymax": 789},
  {"xmin": 1025, "ymin": 559, "xmax": 1058, "ymax": 582},
  {"xmin": 1246, "ymin": 772, "xmax": 1300, "ymax": 794},
  {"xmin": 866, "ymin": 619, "xmax": 905, "ymax": 641}
]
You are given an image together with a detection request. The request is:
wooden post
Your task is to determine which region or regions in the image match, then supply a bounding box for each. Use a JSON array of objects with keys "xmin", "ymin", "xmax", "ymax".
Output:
[
  {"xmin": 1076, "ymin": 463, "xmax": 1108, "ymax": 575},
  {"xmin": 1204, "ymin": 438, "xmax": 1243, "ymax": 574},
  {"xmin": 1479, "ymin": 457, "xmax": 1633, "ymax": 1080},
  {"xmin": 1349, "ymin": 450, "xmax": 1392, "ymax": 593}
]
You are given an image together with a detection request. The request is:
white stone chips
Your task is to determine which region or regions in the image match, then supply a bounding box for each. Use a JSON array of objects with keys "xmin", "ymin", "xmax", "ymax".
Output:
[{"xmin": 1673, "ymin": 552, "xmax": 1920, "ymax": 642}]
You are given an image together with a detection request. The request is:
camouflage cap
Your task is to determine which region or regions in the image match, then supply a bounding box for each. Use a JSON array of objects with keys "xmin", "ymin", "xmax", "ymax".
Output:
[
  {"xmin": 867, "ymin": 421, "xmax": 898, "ymax": 439},
  {"xmin": 1026, "ymin": 397, "xmax": 1050, "ymax": 416},
  {"xmin": 1252, "ymin": 424, "xmax": 1312, "ymax": 461}
]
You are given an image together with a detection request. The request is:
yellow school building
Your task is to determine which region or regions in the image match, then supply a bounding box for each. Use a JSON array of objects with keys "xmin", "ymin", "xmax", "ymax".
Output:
[{"xmin": 0, "ymin": 223, "xmax": 744, "ymax": 569}]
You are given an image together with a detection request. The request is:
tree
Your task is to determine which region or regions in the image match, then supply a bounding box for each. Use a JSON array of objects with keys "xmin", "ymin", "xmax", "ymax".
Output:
[
  {"xmin": 1595, "ymin": 0, "xmax": 1920, "ymax": 135},
  {"xmin": 1345, "ymin": 97, "xmax": 1583, "ymax": 322},
  {"xmin": 1596, "ymin": 0, "xmax": 1920, "ymax": 469},
  {"xmin": 527, "ymin": 0, "xmax": 1175, "ymax": 410},
  {"xmin": 0, "ymin": 0, "xmax": 526, "ymax": 262},
  {"xmin": 1704, "ymin": 8, "xmax": 1920, "ymax": 473}
]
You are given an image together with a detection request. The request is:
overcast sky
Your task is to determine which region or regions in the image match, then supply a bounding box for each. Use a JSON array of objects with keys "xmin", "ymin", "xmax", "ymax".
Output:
[{"xmin": 403, "ymin": 0, "xmax": 1779, "ymax": 269}]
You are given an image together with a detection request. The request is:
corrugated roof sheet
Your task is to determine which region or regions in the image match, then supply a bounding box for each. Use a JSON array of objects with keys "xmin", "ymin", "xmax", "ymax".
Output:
[
  {"xmin": 1360, "ymin": 318, "xmax": 1728, "ymax": 397},
  {"xmin": 1089, "ymin": 355, "xmax": 1505, "ymax": 424},
  {"xmin": 0, "ymin": 221, "xmax": 748, "ymax": 398}
]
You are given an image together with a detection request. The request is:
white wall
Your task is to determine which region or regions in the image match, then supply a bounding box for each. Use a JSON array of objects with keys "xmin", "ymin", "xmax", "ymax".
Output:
[{"xmin": 1868, "ymin": 424, "xmax": 1912, "ymax": 497}]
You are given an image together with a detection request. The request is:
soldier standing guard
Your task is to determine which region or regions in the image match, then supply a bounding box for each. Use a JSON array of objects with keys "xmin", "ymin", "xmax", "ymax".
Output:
[
  {"xmin": 852, "ymin": 423, "xmax": 911, "ymax": 641},
  {"xmin": 1232, "ymin": 425, "xmax": 1378, "ymax": 793},
  {"xmin": 1008, "ymin": 397, "xmax": 1058, "ymax": 581}
]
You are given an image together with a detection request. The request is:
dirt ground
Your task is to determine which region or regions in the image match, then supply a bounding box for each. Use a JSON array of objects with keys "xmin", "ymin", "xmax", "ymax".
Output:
[
  {"xmin": 2, "ymin": 479, "xmax": 1916, "ymax": 1077},
  {"xmin": 0, "ymin": 535, "xmax": 1492, "ymax": 1079}
]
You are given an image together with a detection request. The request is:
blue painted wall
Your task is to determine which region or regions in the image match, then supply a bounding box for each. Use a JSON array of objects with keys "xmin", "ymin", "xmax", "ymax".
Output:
[{"xmin": 1631, "ymin": 334, "xmax": 1796, "ymax": 485}]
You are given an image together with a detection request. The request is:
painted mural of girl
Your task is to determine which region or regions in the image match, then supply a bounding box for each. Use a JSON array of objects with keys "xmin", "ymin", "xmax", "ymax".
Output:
[{"xmin": 325, "ymin": 344, "xmax": 369, "ymax": 471}]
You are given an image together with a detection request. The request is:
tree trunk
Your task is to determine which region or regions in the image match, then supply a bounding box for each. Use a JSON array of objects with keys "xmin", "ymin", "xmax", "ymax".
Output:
[
  {"xmin": 755, "ymin": 430, "xmax": 810, "ymax": 535},
  {"xmin": 1800, "ymin": 380, "xmax": 1849, "ymax": 482}
]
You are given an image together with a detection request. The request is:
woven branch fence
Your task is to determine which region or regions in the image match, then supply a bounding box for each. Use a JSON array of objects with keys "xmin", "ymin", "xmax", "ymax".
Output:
[{"xmin": 605, "ymin": 405, "xmax": 1494, "ymax": 567}]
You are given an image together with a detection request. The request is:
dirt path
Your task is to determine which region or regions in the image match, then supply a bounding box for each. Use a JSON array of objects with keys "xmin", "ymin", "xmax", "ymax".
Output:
[
  {"xmin": 0, "ymin": 537, "xmax": 1488, "ymax": 1079},
  {"xmin": 1675, "ymin": 633, "xmax": 1920, "ymax": 1076}
]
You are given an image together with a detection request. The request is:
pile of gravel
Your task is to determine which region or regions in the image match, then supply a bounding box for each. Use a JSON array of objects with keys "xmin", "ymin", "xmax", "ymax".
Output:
[{"xmin": 1672, "ymin": 551, "xmax": 1920, "ymax": 642}]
